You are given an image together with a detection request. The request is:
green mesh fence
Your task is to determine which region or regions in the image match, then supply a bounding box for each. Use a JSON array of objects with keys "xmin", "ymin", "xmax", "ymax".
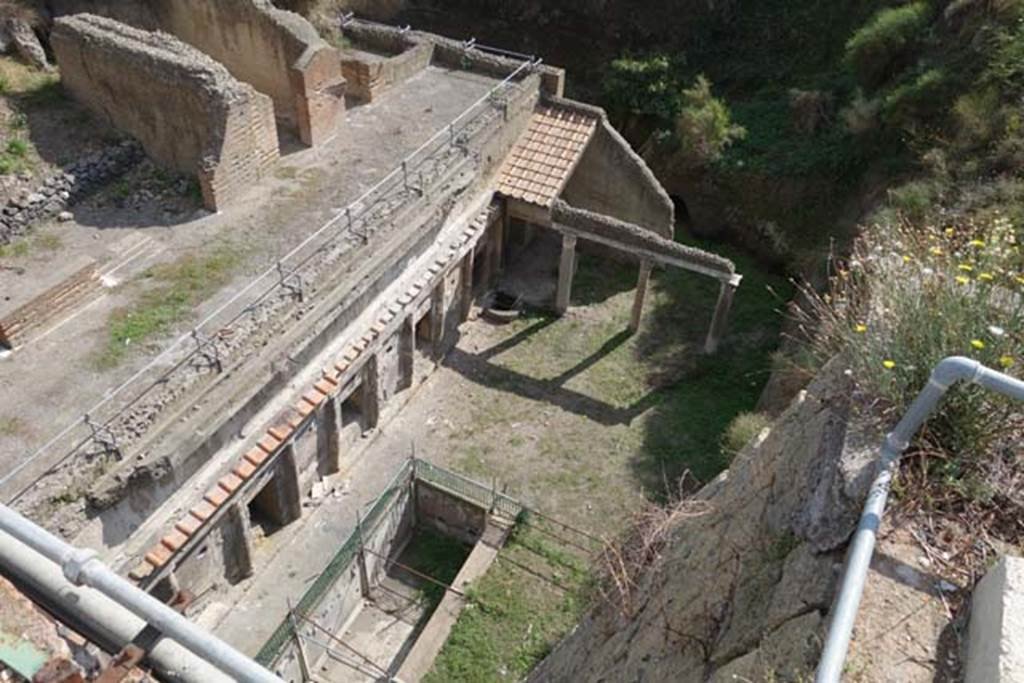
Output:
[
  {"xmin": 254, "ymin": 458, "xmax": 524, "ymax": 667},
  {"xmin": 254, "ymin": 461, "xmax": 413, "ymax": 666}
]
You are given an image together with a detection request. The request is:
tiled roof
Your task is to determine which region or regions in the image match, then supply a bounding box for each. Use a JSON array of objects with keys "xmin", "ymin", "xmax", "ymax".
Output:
[{"xmin": 497, "ymin": 106, "xmax": 597, "ymax": 207}]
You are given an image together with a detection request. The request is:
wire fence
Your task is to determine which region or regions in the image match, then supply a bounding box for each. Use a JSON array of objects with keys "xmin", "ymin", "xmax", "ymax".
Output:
[
  {"xmin": 2, "ymin": 53, "xmax": 540, "ymax": 507},
  {"xmin": 255, "ymin": 457, "xmax": 529, "ymax": 668}
]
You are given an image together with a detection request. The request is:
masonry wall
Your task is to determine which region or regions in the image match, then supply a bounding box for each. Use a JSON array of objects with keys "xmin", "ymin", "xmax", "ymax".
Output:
[
  {"xmin": 51, "ymin": 14, "xmax": 279, "ymax": 212},
  {"xmin": 158, "ymin": 0, "xmax": 344, "ymax": 145},
  {"xmin": 51, "ymin": 0, "xmax": 345, "ymax": 146},
  {"xmin": 562, "ymin": 114, "xmax": 675, "ymax": 239}
]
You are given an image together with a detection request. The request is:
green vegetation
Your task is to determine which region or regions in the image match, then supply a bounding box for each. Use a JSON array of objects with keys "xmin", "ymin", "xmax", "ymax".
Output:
[
  {"xmin": 425, "ymin": 525, "xmax": 589, "ymax": 683},
  {"xmin": 674, "ymin": 75, "xmax": 746, "ymax": 168},
  {"xmin": 799, "ymin": 214, "xmax": 1023, "ymax": 498},
  {"xmin": 95, "ymin": 244, "xmax": 241, "ymax": 368},
  {"xmin": 0, "ymin": 416, "xmax": 26, "ymax": 437},
  {"xmin": 399, "ymin": 529, "xmax": 470, "ymax": 608},
  {"xmin": 844, "ymin": 2, "xmax": 932, "ymax": 90},
  {"xmin": 0, "ymin": 230, "xmax": 62, "ymax": 258},
  {"xmin": 722, "ymin": 411, "xmax": 772, "ymax": 457}
]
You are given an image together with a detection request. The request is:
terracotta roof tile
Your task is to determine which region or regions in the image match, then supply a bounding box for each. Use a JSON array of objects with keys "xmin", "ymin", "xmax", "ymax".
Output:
[{"xmin": 497, "ymin": 106, "xmax": 597, "ymax": 208}]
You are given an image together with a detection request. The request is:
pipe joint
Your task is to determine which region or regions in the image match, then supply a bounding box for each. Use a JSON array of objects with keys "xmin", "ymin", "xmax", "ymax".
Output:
[
  {"xmin": 884, "ymin": 432, "xmax": 909, "ymax": 454},
  {"xmin": 62, "ymin": 547, "xmax": 98, "ymax": 586}
]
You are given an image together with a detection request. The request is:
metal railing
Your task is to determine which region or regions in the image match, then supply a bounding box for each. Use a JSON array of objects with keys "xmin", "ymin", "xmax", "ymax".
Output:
[
  {"xmin": 2, "ymin": 53, "xmax": 540, "ymax": 506},
  {"xmin": 414, "ymin": 457, "xmax": 522, "ymax": 519},
  {"xmin": 816, "ymin": 356, "xmax": 1024, "ymax": 682}
]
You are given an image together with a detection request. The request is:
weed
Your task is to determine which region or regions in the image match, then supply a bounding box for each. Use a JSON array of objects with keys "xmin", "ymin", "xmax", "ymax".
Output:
[
  {"xmin": 721, "ymin": 411, "xmax": 772, "ymax": 457},
  {"xmin": 95, "ymin": 244, "xmax": 241, "ymax": 368},
  {"xmin": 5, "ymin": 138, "xmax": 28, "ymax": 157},
  {"xmin": 0, "ymin": 416, "xmax": 26, "ymax": 436}
]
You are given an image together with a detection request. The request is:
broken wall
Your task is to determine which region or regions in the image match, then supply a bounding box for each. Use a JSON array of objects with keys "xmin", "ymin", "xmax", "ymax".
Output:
[
  {"xmin": 51, "ymin": 14, "xmax": 280, "ymax": 212},
  {"xmin": 50, "ymin": 0, "xmax": 344, "ymax": 146}
]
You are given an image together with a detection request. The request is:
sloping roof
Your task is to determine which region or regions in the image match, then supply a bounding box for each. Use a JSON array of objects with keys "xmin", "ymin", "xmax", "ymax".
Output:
[{"xmin": 497, "ymin": 106, "xmax": 597, "ymax": 207}]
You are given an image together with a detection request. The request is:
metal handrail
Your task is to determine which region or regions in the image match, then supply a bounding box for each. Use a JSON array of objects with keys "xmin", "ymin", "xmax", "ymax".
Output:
[
  {"xmin": 816, "ymin": 356, "xmax": 1024, "ymax": 682},
  {"xmin": 2, "ymin": 55, "xmax": 538, "ymax": 505}
]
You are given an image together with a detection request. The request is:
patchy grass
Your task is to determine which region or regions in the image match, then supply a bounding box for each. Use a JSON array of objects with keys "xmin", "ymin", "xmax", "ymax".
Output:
[
  {"xmin": 398, "ymin": 528, "xmax": 470, "ymax": 608},
  {"xmin": 412, "ymin": 237, "xmax": 787, "ymax": 681},
  {"xmin": 0, "ymin": 230, "xmax": 63, "ymax": 258},
  {"xmin": 425, "ymin": 524, "xmax": 590, "ymax": 683},
  {"xmin": 95, "ymin": 243, "xmax": 241, "ymax": 368},
  {"xmin": 0, "ymin": 416, "xmax": 27, "ymax": 437}
]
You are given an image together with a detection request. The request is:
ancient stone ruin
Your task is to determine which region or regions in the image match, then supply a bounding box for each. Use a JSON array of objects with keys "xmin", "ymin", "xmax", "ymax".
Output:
[{"xmin": 52, "ymin": 14, "xmax": 280, "ymax": 212}]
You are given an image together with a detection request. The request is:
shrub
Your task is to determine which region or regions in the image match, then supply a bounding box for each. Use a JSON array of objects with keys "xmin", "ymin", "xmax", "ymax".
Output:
[
  {"xmin": 602, "ymin": 54, "xmax": 686, "ymax": 130},
  {"xmin": 5, "ymin": 138, "xmax": 28, "ymax": 158},
  {"xmin": 722, "ymin": 412, "xmax": 772, "ymax": 456},
  {"xmin": 798, "ymin": 214, "xmax": 1024, "ymax": 457},
  {"xmin": 886, "ymin": 178, "xmax": 946, "ymax": 223},
  {"xmin": 881, "ymin": 67, "xmax": 948, "ymax": 129},
  {"xmin": 845, "ymin": 2, "xmax": 931, "ymax": 90},
  {"xmin": 674, "ymin": 75, "xmax": 746, "ymax": 168}
]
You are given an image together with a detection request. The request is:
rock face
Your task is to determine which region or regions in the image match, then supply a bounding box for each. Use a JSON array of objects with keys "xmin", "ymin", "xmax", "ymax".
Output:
[
  {"xmin": 529, "ymin": 360, "xmax": 877, "ymax": 682},
  {"xmin": 3, "ymin": 18, "xmax": 50, "ymax": 69}
]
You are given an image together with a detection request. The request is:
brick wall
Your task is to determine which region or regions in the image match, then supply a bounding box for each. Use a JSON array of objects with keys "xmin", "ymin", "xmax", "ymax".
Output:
[{"xmin": 52, "ymin": 14, "xmax": 280, "ymax": 212}]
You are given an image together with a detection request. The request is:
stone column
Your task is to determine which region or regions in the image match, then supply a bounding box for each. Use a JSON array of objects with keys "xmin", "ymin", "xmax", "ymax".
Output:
[
  {"xmin": 555, "ymin": 234, "xmax": 578, "ymax": 315},
  {"xmin": 429, "ymin": 277, "xmax": 448, "ymax": 361},
  {"xmin": 320, "ymin": 394, "xmax": 343, "ymax": 475},
  {"xmin": 493, "ymin": 212, "xmax": 506, "ymax": 276},
  {"xmin": 629, "ymin": 260, "xmax": 654, "ymax": 334},
  {"xmin": 704, "ymin": 274, "xmax": 741, "ymax": 354},
  {"xmin": 362, "ymin": 354, "xmax": 381, "ymax": 431},
  {"xmin": 223, "ymin": 502, "xmax": 255, "ymax": 582},
  {"xmin": 399, "ymin": 315, "xmax": 415, "ymax": 390},
  {"xmin": 277, "ymin": 442, "xmax": 303, "ymax": 526},
  {"xmin": 460, "ymin": 251, "xmax": 475, "ymax": 322}
]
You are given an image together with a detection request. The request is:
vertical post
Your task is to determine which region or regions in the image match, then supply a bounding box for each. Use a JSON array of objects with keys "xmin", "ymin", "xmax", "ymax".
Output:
[
  {"xmin": 362, "ymin": 354, "xmax": 381, "ymax": 432},
  {"xmin": 224, "ymin": 502, "xmax": 255, "ymax": 582},
  {"xmin": 460, "ymin": 250, "xmax": 475, "ymax": 322},
  {"xmin": 278, "ymin": 442, "xmax": 303, "ymax": 525},
  {"xmin": 355, "ymin": 511, "xmax": 371, "ymax": 599},
  {"xmin": 493, "ymin": 211, "xmax": 506, "ymax": 276},
  {"xmin": 429, "ymin": 278, "xmax": 448, "ymax": 362},
  {"xmin": 555, "ymin": 234, "xmax": 577, "ymax": 315},
  {"xmin": 287, "ymin": 602, "xmax": 312, "ymax": 682},
  {"xmin": 321, "ymin": 394, "xmax": 343, "ymax": 475},
  {"xmin": 629, "ymin": 260, "xmax": 654, "ymax": 334},
  {"xmin": 398, "ymin": 315, "xmax": 415, "ymax": 390},
  {"xmin": 704, "ymin": 274, "xmax": 741, "ymax": 354}
]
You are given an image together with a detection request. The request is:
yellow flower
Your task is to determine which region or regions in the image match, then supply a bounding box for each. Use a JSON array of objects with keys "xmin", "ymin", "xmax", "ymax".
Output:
[
  {"xmin": 1000, "ymin": 355, "xmax": 1016, "ymax": 369},
  {"xmin": 979, "ymin": 272, "xmax": 994, "ymax": 282},
  {"xmin": 971, "ymin": 339, "xmax": 986, "ymax": 350},
  {"xmin": 1016, "ymin": 276, "xmax": 1024, "ymax": 286},
  {"xmin": 930, "ymin": 247, "xmax": 943, "ymax": 256},
  {"xmin": 854, "ymin": 323, "xmax": 867, "ymax": 333},
  {"xmin": 955, "ymin": 275, "xmax": 971, "ymax": 285},
  {"xmin": 882, "ymin": 359, "xmax": 896, "ymax": 369},
  {"xmin": 902, "ymin": 255, "xmax": 911, "ymax": 263},
  {"xmin": 958, "ymin": 263, "xmax": 974, "ymax": 272},
  {"xmin": 944, "ymin": 227, "xmax": 955, "ymax": 236},
  {"xmin": 969, "ymin": 239, "xmax": 986, "ymax": 247}
]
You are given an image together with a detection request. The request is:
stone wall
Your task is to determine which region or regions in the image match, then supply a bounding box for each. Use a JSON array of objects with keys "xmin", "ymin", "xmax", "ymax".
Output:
[
  {"xmin": 0, "ymin": 140, "xmax": 142, "ymax": 245},
  {"xmin": 559, "ymin": 99, "xmax": 675, "ymax": 240},
  {"xmin": 51, "ymin": 0, "xmax": 345, "ymax": 146},
  {"xmin": 51, "ymin": 15, "xmax": 280, "ymax": 212}
]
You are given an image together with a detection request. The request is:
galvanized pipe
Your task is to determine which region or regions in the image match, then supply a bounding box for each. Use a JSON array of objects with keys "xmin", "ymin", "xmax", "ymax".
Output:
[
  {"xmin": 0, "ymin": 528, "xmax": 232, "ymax": 683},
  {"xmin": 0, "ymin": 503, "xmax": 283, "ymax": 683},
  {"xmin": 816, "ymin": 356, "xmax": 1024, "ymax": 682}
]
